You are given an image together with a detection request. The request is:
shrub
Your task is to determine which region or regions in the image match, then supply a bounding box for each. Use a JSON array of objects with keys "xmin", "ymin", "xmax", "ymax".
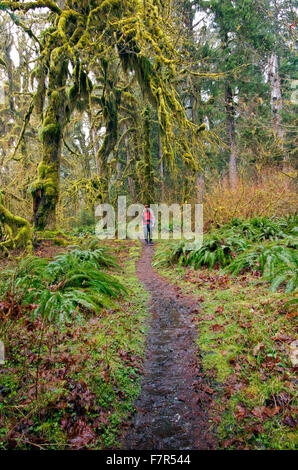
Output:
[
  {"xmin": 225, "ymin": 242, "xmax": 297, "ymax": 292},
  {"xmin": 154, "ymin": 216, "xmax": 298, "ymax": 293},
  {"xmin": 1, "ymin": 247, "xmax": 126, "ymax": 325},
  {"xmin": 203, "ymin": 168, "xmax": 297, "ymax": 229}
]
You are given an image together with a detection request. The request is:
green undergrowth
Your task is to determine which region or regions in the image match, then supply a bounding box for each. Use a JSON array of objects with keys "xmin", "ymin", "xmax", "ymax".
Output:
[
  {"xmin": 153, "ymin": 216, "xmax": 298, "ymax": 293},
  {"xmin": 155, "ymin": 245, "xmax": 297, "ymax": 450},
  {"xmin": 95, "ymin": 240, "xmax": 150, "ymax": 448},
  {"xmin": 0, "ymin": 239, "xmax": 149, "ymax": 449},
  {"xmin": 34, "ymin": 229, "xmax": 74, "ymax": 247}
]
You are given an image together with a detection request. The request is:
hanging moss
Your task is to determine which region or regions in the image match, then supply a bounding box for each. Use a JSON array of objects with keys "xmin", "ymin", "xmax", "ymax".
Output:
[
  {"xmin": 32, "ymin": 63, "xmax": 47, "ymax": 117},
  {"xmin": 67, "ymin": 84, "xmax": 79, "ymax": 102},
  {"xmin": 196, "ymin": 123, "xmax": 207, "ymax": 134}
]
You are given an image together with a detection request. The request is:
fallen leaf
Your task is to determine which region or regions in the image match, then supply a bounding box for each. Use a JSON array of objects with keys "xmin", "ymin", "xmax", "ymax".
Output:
[
  {"xmin": 252, "ymin": 406, "xmax": 266, "ymax": 419},
  {"xmin": 253, "ymin": 343, "xmax": 264, "ymax": 356},
  {"xmin": 283, "ymin": 413, "xmax": 297, "ymax": 428}
]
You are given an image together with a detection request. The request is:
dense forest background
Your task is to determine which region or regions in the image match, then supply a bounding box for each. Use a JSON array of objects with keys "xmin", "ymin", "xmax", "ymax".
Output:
[{"xmin": 0, "ymin": 0, "xmax": 296, "ymax": 242}]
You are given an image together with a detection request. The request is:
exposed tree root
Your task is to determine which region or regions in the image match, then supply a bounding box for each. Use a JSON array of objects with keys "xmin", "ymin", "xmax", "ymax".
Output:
[{"xmin": 0, "ymin": 201, "xmax": 32, "ymax": 253}]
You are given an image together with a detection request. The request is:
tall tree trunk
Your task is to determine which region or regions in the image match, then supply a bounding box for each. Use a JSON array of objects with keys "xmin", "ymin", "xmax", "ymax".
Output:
[
  {"xmin": 97, "ymin": 87, "xmax": 121, "ymax": 202},
  {"xmin": 31, "ymin": 47, "xmax": 68, "ymax": 230},
  {"xmin": 158, "ymin": 132, "xmax": 165, "ymax": 202},
  {"xmin": 268, "ymin": 52, "xmax": 284, "ymax": 143},
  {"xmin": 267, "ymin": 52, "xmax": 288, "ymax": 170},
  {"xmin": 182, "ymin": 1, "xmax": 205, "ymax": 203},
  {"xmin": 127, "ymin": 161, "xmax": 135, "ymax": 200},
  {"xmin": 142, "ymin": 105, "xmax": 154, "ymax": 204},
  {"xmin": 125, "ymin": 124, "xmax": 135, "ymax": 199},
  {"xmin": 225, "ymin": 82, "xmax": 238, "ymax": 190}
]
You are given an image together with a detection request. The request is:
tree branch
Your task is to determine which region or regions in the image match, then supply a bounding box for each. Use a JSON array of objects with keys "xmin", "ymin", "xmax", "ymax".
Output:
[
  {"xmin": 0, "ymin": 1, "xmax": 61, "ymax": 15},
  {"xmin": 6, "ymin": 11, "xmax": 41, "ymax": 49}
]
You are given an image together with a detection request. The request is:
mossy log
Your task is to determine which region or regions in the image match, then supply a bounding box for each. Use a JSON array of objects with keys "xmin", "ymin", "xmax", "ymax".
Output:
[
  {"xmin": 0, "ymin": 202, "xmax": 32, "ymax": 252},
  {"xmin": 35, "ymin": 229, "xmax": 72, "ymax": 246},
  {"xmin": 31, "ymin": 160, "xmax": 60, "ymax": 231},
  {"xmin": 140, "ymin": 105, "xmax": 154, "ymax": 204}
]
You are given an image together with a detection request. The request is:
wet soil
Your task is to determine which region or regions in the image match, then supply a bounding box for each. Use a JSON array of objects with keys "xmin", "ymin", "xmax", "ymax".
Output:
[{"xmin": 123, "ymin": 245, "xmax": 216, "ymax": 450}]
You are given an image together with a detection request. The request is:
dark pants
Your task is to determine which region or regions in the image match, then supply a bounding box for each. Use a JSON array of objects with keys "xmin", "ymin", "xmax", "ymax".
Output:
[{"xmin": 144, "ymin": 223, "xmax": 152, "ymax": 244}]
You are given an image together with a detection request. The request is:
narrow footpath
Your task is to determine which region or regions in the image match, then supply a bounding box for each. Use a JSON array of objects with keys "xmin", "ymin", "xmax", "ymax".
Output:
[{"xmin": 123, "ymin": 245, "xmax": 216, "ymax": 450}]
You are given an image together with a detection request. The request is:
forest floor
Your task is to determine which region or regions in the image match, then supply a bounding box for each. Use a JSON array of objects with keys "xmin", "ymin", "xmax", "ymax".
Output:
[
  {"xmin": 0, "ymin": 239, "xmax": 150, "ymax": 449},
  {"xmin": 155, "ymin": 251, "xmax": 297, "ymax": 450}
]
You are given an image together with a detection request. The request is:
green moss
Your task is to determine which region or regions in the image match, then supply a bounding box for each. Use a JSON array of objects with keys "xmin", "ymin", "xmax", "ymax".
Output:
[
  {"xmin": 100, "ymin": 0, "xmax": 123, "ymax": 15},
  {"xmin": 29, "ymin": 181, "xmax": 43, "ymax": 193},
  {"xmin": 37, "ymin": 162, "xmax": 49, "ymax": 179},
  {"xmin": 37, "ymin": 236, "xmax": 69, "ymax": 246},
  {"xmin": 201, "ymin": 350, "xmax": 234, "ymax": 382},
  {"xmin": 44, "ymin": 178, "xmax": 58, "ymax": 197},
  {"xmin": 31, "ymin": 162, "xmax": 59, "ymax": 230},
  {"xmin": 36, "ymin": 229, "xmax": 66, "ymax": 239},
  {"xmin": 35, "ymin": 229, "xmax": 71, "ymax": 246},
  {"xmin": 31, "ymin": 162, "xmax": 59, "ymax": 201},
  {"xmin": 40, "ymin": 122, "xmax": 60, "ymax": 142},
  {"xmin": 0, "ymin": 201, "xmax": 32, "ymax": 251},
  {"xmin": 197, "ymin": 123, "xmax": 207, "ymax": 133},
  {"xmin": 51, "ymin": 89, "xmax": 60, "ymax": 102}
]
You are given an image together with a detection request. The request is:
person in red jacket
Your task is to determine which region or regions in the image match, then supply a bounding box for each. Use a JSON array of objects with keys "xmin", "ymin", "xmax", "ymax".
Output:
[{"xmin": 142, "ymin": 205, "xmax": 155, "ymax": 245}]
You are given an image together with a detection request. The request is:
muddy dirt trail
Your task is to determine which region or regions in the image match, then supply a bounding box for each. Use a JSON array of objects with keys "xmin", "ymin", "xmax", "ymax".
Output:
[{"xmin": 123, "ymin": 245, "xmax": 216, "ymax": 450}]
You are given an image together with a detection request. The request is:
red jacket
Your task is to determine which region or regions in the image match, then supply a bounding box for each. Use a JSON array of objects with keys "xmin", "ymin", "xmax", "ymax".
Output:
[{"xmin": 142, "ymin": 208, "xmax": 155, "ymax": 226}]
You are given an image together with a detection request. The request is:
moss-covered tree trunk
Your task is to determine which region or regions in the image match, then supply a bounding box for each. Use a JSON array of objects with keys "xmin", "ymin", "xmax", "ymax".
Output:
[
  {"xmin": 158, "ymin": 132, "xmax": 165, "ymax": 202},
  {"xmin": 97, "ymin": 93, "xmax": 119, "ymax": 201},
  {"xmin": 225, "ymin": 82, "xmax": 238, "ymax": 190},
  {"xmin": 31, "ymin": 47, "xmax": 68, "ymax": 230},
  {"xmin": 141, "ymin": 105, "xmax": 154, "ymax": 204},
  {"xmin": 97, "ymin": 60, "xmax": 121, "ymax": 202}
]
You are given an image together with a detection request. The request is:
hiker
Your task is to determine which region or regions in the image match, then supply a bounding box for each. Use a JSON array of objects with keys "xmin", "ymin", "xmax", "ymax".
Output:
[{"xmin": 142, "ymin": 204, "xmax": 155, "ymax": 245}]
